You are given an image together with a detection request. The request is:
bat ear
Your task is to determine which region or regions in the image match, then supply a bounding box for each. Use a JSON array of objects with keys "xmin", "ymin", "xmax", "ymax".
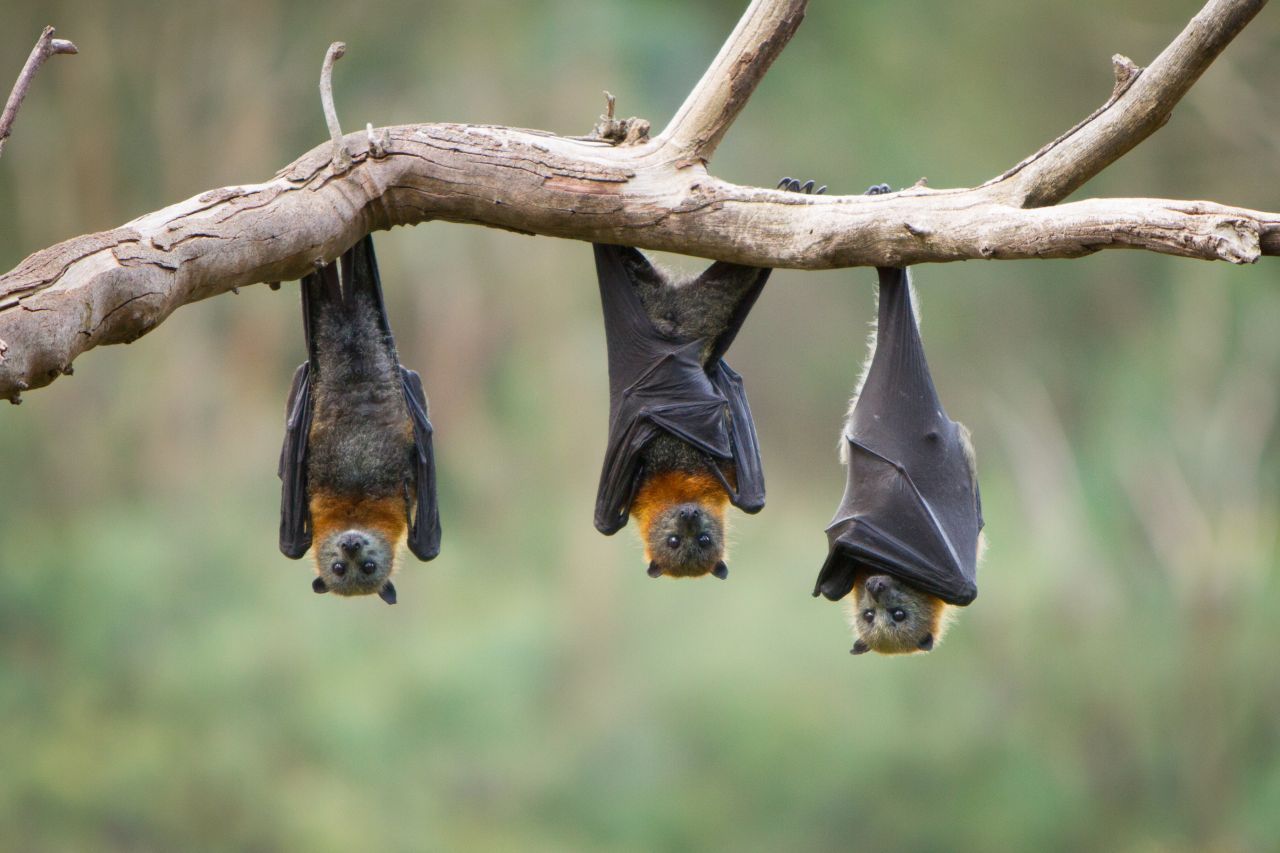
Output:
[
  {"xmin": 647, "ymin": 561, "xmax": 663, "ymax": 578},
  {"xmin": 917, "ymin": 633, "xmax": 934, "ymax": 652},
  {"xmin": 711, "ymin": 561, "xmax": 728, "ymax": 580},
  {"xmin": 850, "ymin": 639, "xmax": 871, "ymax": 655},
  {"xmin": 378, "ymin": 581, "xmax": 398, "ymax": 605},
  {"xmin": 312, "ymin": 577, "xmax": 329, "ymax": 594}
]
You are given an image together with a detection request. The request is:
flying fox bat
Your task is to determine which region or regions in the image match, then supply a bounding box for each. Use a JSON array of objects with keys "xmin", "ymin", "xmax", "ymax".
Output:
[
  {"xmin": 278, "ymin": 235, "xmax": 441, "ymax": 604},
  {"xmin": 593, "ymin": 177, "xmax": 826, "ymax": 580},
  {"xmin": 813, "ymin": 192, "xmax": 984, "ymax": 651}
]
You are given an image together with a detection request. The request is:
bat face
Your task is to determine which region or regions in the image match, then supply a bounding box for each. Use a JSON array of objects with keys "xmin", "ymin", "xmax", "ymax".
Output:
[
  {"xmin": 311, "ymin": 528, "xmax": 397, "ymax": 599},
  {"xmin": 845, "ymin": 574, "xmax": 949, "ymax": 655},
  {"xmin": 644, "ymin": 502, "xmax": 727, "ymax": 579}
]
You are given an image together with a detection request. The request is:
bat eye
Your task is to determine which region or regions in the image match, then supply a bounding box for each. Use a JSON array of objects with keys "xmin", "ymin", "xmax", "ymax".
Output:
[
  {"xmin": 891, "ymin": 608, "xmax": 907, "ymax": 622},
  {"xmin": 862, "ymin": 609, "xmax": 874, "ymax": 623},
  {"xmin": 697, "ymin": 533, "xmax": 711, "ymax": 547},
  {"xmin": 361, "ymin": 560, "xmax": 377, "ymax": 575},
  {"xmin": 666, "ymin": 535, "xmax": 680, "ymax": 549},
  {"xmin": 331, "ymin": 561, "xmax": 347, "ymax": 577}
]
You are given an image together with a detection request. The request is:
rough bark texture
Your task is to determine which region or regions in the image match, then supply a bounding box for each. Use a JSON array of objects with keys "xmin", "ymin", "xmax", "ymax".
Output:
[{"xmin": 0, "ymin": 0, "xmax": 1275, "ymax": 402}]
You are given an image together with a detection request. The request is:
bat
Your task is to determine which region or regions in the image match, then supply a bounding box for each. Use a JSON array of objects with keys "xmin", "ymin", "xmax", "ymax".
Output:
[
  {"xmin": 813, "ymin": 203, "xmax": 984, "ymax": 651},
  {"xmin": 593, "ymin": 176, "xmax": 825, "ymax": 579},
  {"xmin": 278, "ymin": 235, "xmax": 441, "ymax": 603}
]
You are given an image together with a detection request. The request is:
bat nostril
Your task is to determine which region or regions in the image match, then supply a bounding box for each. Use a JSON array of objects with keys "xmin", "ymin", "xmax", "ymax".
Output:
[{"xmin": 339, "ymin": 533, "xmax": 363, "ymax": 555}]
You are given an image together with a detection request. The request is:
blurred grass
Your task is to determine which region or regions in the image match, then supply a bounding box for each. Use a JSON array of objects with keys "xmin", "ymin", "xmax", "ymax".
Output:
[{"xmin": 2, "ymin": 1, "xmax": 1279, "ymax": 850}]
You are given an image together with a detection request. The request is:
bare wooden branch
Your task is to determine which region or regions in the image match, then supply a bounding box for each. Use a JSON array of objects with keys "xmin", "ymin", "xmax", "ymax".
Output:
[
  {"xmin": 0, "ymin": 0, "xmax": 1274, "ymax": 403},
  {"xmin": 653, "ymin": 0, "xmax": 807, "ymax": 162},
  {"xmin": 0, "ymin": 25, "xmax": 78, "ymax": 160},
  {"xmin": 987, "ymin": 0, "xmax": 1269, "ymax": 207}
]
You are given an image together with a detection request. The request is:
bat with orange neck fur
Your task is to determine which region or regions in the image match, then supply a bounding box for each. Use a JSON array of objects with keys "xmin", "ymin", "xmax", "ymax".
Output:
[
  {"xmin": 278, "ymin": 235, "xmax": 441, "ymax": 603},
  {"xmin": 593, "ymin": 176, "xmax": 825, "ymax": 580}
]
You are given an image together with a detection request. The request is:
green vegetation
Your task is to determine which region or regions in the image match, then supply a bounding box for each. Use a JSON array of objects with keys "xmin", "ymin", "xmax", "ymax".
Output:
[{"xmin": 2, "ymin": 1, "xmax": 1278, "ymax": 850}]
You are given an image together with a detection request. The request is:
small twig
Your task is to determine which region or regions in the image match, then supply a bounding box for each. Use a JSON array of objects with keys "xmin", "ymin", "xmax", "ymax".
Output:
[
  {"xmin": 0, "ymin": 26, "xmax": 78, "ymax": 160},
  {"xmin": 319, "ymin": 41, "xmax": 351, "ymax": 173}
]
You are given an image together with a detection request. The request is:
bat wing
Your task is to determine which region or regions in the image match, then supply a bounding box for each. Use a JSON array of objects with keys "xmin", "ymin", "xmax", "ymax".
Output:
[
  {"xmin": 592, "ymin": 244, "xmax": 766, "ymax": 534},
  {"xmin": 278, "ymin": 360, "xmax": 314, "ymax": 558},
  {"xmin": 708, "ymin": 360, "xmax": 765, "ymax": 513},
  {"xmin": 401, "ymin": 367, "xmax": 442, "ymax": 560},
  {"xmin": 278, "ymin": 257, "xmax": 338, "ymax": 559},
  {"xmin": 813, "ymin": 267, "xmax": 981, "ymax": 606}
]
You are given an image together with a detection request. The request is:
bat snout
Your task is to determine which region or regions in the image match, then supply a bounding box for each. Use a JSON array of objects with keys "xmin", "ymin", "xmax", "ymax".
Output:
[
  {"xmin": 865, "ymin": 575, "xmax": 891, "ymax": 601},
  {"xmin": 338, "ymin": 532, "xmax": 367, "ymax": 555},
  {"xmin": 678, "ymin": 505, "xmax": 702, "ymax": 522}
]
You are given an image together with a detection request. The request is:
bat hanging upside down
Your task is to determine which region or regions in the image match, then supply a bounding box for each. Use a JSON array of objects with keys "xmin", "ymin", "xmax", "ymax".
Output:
[
  {"xmin": 813, "ymin": 184, "xmax": 985, "ymax": 654},
  {"xmin": 592, "ymin": 176, "xmax": 825, "ymax": 580},
  {"xmin": 278, "ymin": 235, "xmax": 441, "ymax": 604}
]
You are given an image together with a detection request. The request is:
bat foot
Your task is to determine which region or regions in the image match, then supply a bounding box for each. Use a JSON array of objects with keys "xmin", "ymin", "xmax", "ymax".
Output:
[
  {"xmin": 865, "ymin": 183, "xmax": 892, "ymax": 196},
  {"xmin": 777, "ymin": 176, "xmax": 827, "ymax": 195}
]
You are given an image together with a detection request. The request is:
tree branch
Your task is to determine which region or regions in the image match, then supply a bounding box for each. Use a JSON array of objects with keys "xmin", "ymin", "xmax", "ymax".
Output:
[
  {"xmin": 0, "ymin": 0, "xmax": 1274, "ymax": 402},
  {"xmin": 652, "ymin": 0, "xmax": 807, "ymax": 163},
  {"xmin": 0, "ymin": 25, "xmax": 78, "ymax": 160},
  {"xmin": 986, "ymin": 0, "xmax": 1269, "ymax": 207}
]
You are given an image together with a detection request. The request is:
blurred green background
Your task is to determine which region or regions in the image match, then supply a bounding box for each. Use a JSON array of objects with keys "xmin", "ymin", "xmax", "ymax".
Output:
[{"xmin": 2, "ymin": 1, "xmax": 1279, "ymax": 850}]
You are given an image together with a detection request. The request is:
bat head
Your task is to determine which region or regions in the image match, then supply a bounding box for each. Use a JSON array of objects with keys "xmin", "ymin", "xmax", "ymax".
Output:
[
  {"xmin": 311, "ymin": 528, "xmax": 398, "ymax": 603},
  {"xmin": 845, "ymin": 574, "xmax": 951, "ymax": 655},
  {"xmin": 644, "ymin": 501, "xmax": 727, "ymax": 578}
]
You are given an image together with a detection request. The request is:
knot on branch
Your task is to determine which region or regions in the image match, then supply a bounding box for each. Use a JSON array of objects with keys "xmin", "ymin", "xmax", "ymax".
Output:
[
  {"xmin": 1110, "ymin": 54, "xmax": 1142, "ymax": 97},
  {"xmin": 590, "ymin": 91, "xmax": 650, "ymax": 145},
  {"xmin": 1211, "ymin": 218, "xmax": 1261, "ymax": 264}
]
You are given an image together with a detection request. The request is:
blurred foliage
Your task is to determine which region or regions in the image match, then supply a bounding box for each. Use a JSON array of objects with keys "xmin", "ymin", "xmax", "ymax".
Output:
[{"xmin": 2, "ymin": 1, "xmax": 1279, "ymax": 850}]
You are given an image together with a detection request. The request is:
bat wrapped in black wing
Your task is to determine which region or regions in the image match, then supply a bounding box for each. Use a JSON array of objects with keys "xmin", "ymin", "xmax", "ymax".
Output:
[
  {"xmin": 592, "ymin": 244, "xmax": 768, "ymax": 536},
  {"xmin": 814, "ymin": 265, "xmax": 983, "ymax": 608},
  {"xmin": 591, "ymin": 177, "xmax": 825, "ymax": 581}
]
